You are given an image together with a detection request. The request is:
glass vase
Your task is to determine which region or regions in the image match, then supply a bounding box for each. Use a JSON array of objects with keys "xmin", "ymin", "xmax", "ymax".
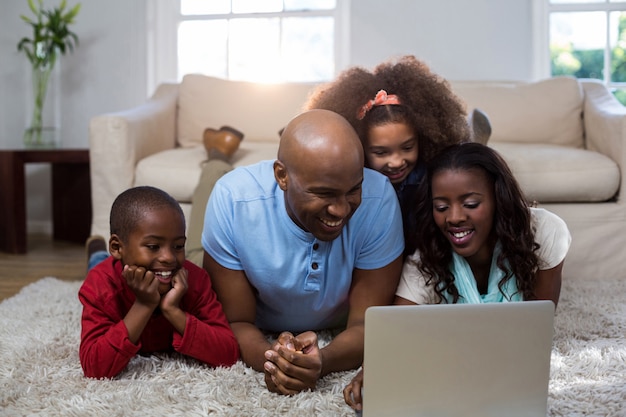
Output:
[{"xmin": 24, "ymin": 63, "xmax": 59, "ymax": 148}]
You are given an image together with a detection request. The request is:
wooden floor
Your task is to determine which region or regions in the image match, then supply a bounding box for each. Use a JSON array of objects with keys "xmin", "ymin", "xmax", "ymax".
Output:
[{"xmin": 0, "ymin": 234, "xmax": 86, "ymax": 301}]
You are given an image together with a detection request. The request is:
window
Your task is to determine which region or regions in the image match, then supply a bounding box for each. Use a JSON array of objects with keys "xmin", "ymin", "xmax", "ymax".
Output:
[
  {"xmin": 149, "ymin": 0, "xmax": 346, "ymax": 90},
  {"xmin": 536, "ymin": 0, "xmax": 626, "ymax": 103}
]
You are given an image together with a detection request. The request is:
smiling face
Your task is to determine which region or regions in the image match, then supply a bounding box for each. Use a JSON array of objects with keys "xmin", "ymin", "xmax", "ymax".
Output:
[
  {"xmin": 113, "ymin": 206, "xmax": 186, "ymax": 295},
  {"xmin": 431, "ymin": 167, "xmax": 496, "ymax": 267},
  {"xmin": 275, "ymin": 109, "xmax": 364, "ymax": 242},
  {"xmin": 365, "ymin": 121, "xmax": 418, "ymax": 185},
  {"xmin": 276, "ymin": 152, "xmax": 363, "ymax": 242}
]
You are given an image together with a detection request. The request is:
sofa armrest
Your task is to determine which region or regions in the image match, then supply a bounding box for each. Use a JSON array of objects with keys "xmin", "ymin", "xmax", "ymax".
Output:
[
  {"xmin": 582, "ymin": 79, "xmax": 626, "ymax": 165},
  {"xmin": 89, "ymin": 83, "xmax": 179, "ymax": 237},
  {"xmin": 582, "ymin": 79, "xmax": 626, "ymax": 201}
]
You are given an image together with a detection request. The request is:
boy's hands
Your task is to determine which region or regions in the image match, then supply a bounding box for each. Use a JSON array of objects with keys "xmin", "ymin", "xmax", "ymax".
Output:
[
  {"xmin": 123, "ymin": 265, "xmax": 160, "ymax": 308},
  {"xmin": 263, "ymin": 331, "xmax": 322, "ymax": 395},
  {"xmin": 121, "ymin": 265, "xmax": 188, "ymax": 341},
  {"xmin": 160, "ymin": 268, "xmax": 188, "ymax": 311},
  {"xmin": 122, "ymin": 265, "xmax": 188, "ymax": 311},
  {"xmin": 160, "ymin": 268, "xmax": 188, "ymax": 335},
  {"xmin": 122, "ymin": 264, "xmax": 160, "ymax": 344},
  {"xmin": 122, "ymin": 265, "xmax": 188, "ymax": 336}
]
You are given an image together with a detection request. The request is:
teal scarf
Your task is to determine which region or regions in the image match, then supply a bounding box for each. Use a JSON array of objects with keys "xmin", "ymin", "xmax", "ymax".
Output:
[{"xmin": 444, "ymin": 243, "xmax": 522, "ymax": 304}]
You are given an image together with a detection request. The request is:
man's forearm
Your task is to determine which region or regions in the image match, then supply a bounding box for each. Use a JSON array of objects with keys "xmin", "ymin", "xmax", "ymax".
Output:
[
  {"xmin": 231, "ymin": 322, "xmax": 273, "ymax": 371},
  {"xmin": 319, "ymin": 324, "xmax": 364, "ymax": 376}
]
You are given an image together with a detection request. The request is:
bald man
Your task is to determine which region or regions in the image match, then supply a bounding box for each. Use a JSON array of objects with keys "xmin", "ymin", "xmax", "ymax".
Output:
[{"xmin": 202, "ymin": 109, "xmax": 404, "ymax": 395}]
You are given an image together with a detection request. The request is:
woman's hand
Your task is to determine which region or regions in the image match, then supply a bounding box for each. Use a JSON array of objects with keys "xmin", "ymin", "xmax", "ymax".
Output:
[{"xmin": 344, "ymin": 368, "xmax": 364, "ymax": 410}]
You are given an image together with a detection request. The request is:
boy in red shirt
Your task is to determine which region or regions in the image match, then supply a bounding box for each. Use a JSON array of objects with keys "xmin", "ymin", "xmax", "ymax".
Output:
[{"xmin": 78, "ymin": 186, "xmax": 239, "ymax": 378}]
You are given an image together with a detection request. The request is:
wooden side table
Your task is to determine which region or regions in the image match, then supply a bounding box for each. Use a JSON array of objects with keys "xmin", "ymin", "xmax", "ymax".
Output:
[{"xmin": 0, "ymin": 148, "xmax": 92, "ymax": 254}]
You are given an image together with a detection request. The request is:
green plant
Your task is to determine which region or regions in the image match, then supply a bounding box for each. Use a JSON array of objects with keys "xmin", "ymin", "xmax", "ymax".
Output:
[
  {"xmin": 17, "ymin": 0, "xmax": 81, "ymax": 146},
  {"xmin": 18, "ymin": 0, "xmax": 81, "ymax": 70}
]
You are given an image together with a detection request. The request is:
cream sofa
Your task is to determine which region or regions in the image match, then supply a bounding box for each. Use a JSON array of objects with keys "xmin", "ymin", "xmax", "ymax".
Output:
[{"xmin": 89, "ymin": 74, "xmax": 626, "ymax": 281}]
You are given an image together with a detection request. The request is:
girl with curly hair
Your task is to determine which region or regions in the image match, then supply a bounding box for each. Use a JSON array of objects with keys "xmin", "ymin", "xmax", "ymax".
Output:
[
  {"xmin": 343, "ymin": 142, "xmax": 571, "ymax": 412},
  {"xmin": 305, "ymin": 55, "xmax": 483, "ymax": 256}
]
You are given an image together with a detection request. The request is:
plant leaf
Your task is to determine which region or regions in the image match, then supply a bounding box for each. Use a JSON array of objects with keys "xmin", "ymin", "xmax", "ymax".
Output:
[
  {"xmin": 17, "ymin": 0, "xmax": 81, "ymax": 66},
  {"xmin": 27, "ymin": 0, "xmax": 37, "ymax": 15}
]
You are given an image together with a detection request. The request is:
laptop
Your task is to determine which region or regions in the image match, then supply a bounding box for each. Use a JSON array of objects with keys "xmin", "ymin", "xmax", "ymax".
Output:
[{"xmin": 361, "ymin": 301, "xmax": 555, "ymax": 417}]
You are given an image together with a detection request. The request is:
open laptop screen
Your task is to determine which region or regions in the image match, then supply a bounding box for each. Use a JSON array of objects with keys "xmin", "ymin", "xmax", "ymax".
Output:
[{"xmin": 362, "ymin": 301, "xmax": 555, "ymax": 417}]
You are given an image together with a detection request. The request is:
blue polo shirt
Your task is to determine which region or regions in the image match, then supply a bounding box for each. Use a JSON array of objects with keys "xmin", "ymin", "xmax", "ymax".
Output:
[{"xmin": 202, "ymin": 160, "xmax": 404, "ymax": 332}]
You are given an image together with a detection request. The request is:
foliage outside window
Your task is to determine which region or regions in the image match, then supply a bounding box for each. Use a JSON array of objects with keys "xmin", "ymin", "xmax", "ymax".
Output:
[{"xmin": 548, "ymin": 1, "xmax": 626, "ymax": 105}]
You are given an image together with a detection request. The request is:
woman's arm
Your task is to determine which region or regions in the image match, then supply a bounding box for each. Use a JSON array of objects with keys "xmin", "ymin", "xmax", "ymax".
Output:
[
  {"xmin": 532, "ymin": 261, "xmax": 564, "ymax": 308},
  {"xmin": 393, "ymin": 295, "xmax": 418, "ymax": 305}
]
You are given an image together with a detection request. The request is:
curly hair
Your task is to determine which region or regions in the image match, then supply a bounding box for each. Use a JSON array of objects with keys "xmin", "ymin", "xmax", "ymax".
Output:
[
  {"xmin": 304, "ymin": 55, "xmax": 470, "ymax": 164},
  {"xmin": 407, "ymin": 143, "xmax": 540, "ymax": 303}
]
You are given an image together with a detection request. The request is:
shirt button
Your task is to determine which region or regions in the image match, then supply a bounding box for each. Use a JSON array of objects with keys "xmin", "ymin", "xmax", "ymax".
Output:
[
  {"xmin": 312, "ymin": 262, "xmax": 319, "ymax": 270},
  {"xmin": 313, "ymin": 243, "xmax": 319, "ymax": 250}
]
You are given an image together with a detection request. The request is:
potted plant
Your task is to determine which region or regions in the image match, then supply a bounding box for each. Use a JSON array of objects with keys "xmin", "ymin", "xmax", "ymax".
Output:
[{"xmin": 17, "ymin": 0, "xmax": 80, "ymax": 147}]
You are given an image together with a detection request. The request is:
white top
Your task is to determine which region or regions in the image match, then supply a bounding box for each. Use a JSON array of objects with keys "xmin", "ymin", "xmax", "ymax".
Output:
[{"xmin": 396, "ymin": 207, "xmax": 572, "ymax": 304}]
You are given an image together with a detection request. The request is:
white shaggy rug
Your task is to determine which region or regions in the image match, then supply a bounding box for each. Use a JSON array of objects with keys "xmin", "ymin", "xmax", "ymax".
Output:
[{"xmin": 0, "ymin": 276, "xmax": 624, "ymax": 417}]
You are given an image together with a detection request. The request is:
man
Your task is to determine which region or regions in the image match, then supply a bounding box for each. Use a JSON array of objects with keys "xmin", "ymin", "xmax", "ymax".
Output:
[{"xmin": 202, "ymin": 109, "xmax": 404, "ymax": 394}]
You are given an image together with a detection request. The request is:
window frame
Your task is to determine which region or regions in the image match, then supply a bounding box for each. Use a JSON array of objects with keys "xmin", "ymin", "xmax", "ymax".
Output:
[
  {"xmin": 147, "ymin": 0, "xmax": 350, "ymax": 95},
  {"xmin": 533, "ymin": 0, "xmax": 626, "ymax": 90}
]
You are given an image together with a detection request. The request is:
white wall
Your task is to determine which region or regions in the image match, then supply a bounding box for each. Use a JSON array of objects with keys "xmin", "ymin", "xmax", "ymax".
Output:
[
  {"xmin": 349, "ymin": 0, "xmax": 534, "ymax": 81},
  {"xmin": 1, "ymin": 0, "xmax": 149, "ymax": 233},
  {"xmin": 0, "ymin": 0, "xmax": 535, "ymax": 235}
]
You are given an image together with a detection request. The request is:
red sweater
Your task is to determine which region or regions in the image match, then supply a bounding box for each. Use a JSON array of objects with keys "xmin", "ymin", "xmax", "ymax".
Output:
[{"xmin": 78, "ymin": 257, "xmax": 239, "ymax": 378}]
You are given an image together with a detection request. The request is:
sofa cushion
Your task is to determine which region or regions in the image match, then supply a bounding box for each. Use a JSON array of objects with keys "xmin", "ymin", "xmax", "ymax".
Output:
[
  {"xmin": 177, "ymin": 74, "xmax": 319, "ymax": 148},
  {"xmin": 135, "ymin": 141, "xmax": 618, "ymax": 206},
  {"xmin": 451, "ymin": 77, "xmax": 584, "ymax": 149},
  {"xmin": 134, "ymin": 141, "xmax": 280, "ymax": 203},
  {"xmin": 490, "ymin": 142, "xmax": 619, "ymax": 202},
  {"xmin": 135, "ymin": 147, "xmax": 205, "ymax": 202}
]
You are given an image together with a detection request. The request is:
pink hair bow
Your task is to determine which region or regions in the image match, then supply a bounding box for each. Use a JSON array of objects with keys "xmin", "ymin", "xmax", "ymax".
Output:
[{"xmin": 356, "ymin": 89, "xmax": 402, "ymax": 120}]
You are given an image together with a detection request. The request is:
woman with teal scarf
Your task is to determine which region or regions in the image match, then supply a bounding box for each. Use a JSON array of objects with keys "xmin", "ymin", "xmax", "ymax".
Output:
[
  {"xmin": 397, "ymin": 142, "xmax": 571, "ymax": 306},
  {"xmin": 344, "ymin": 142, "xmax": 571, "ymax": 412}
]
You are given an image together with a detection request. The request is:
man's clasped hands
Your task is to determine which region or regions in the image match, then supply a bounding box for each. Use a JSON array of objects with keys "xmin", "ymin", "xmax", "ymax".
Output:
[{"xmin": 264, "ymin": 331, "xmax": 322, "ymax": 395}]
